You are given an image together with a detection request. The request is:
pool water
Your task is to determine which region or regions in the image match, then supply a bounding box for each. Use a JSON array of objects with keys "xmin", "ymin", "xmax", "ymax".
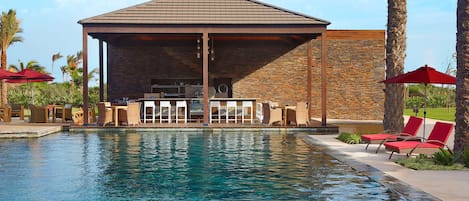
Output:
[{"xmin": 0, "ymin": 131, "xmax": 403, "ymax": 200}]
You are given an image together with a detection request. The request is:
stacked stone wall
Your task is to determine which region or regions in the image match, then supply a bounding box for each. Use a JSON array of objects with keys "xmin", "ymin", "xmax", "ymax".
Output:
[{"xmin": 107, "ymin": 30, "xmax": 385, "ymax": 120}]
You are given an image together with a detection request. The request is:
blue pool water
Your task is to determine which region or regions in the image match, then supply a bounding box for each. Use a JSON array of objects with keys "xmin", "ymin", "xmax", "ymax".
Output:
[{"xmin": 0, "ymin": 131, "xmax": 403, "ymax": 200}]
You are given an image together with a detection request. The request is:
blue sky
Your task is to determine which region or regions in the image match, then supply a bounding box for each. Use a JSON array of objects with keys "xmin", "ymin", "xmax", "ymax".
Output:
[{"xmin": 0, "ymin": 0, "xmax": 457, "ymax": 83}]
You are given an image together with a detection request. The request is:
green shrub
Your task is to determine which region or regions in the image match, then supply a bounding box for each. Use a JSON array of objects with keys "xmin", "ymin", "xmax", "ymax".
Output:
[
  {"xmin": 396, "ymin": 155, "xmax": 465, "ymax": 170},
  {"xmin": 396, "ymin": 151, "xmax": 469, "ymax": 170},
  {"xmin": 337, "ymin": 132, "xmax": 361, "ymax": 144},
  {"xmin": 433, "ymin": 148, "xmax": 461, "ymax": 166},
  {"xmin": 433, "ymin": 148, "xmax": 453, "ymax": 165}
]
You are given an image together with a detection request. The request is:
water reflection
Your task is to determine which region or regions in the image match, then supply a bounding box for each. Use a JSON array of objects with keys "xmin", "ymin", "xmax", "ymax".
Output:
[{"xmin": 0, "ymin": 131, "xmax": 402, "ymax": 200}]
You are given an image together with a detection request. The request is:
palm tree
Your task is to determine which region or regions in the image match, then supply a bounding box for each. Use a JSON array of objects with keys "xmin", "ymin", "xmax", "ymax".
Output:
[
  {"xmin": 60, "ymin": 65, "xmax": 67, "ymax": 82},
  {"xmin": 65, "ymin": 51, "xmax": 83, "ymax": 90},
  {"xmin": 87, "ymin": 68, "xmax": 99, "ymax": 85},
  {"xmin": 454, "ymin": 0, "xmax": 469, "ymax": 153},
  {"xmin": 444, "ymin": 53, "xmax": 456, "ymax": 111},
  {"xmin": 383, "ymin": 0, "xmax": 407, "ymax": 132},
  {"xmin": 8, "ymin": 60, "xmax": 46, "ymax": 73},
  {"xmin": 0, "ymin": 9, "xmax": 23, "ymax": 105},
  {"xmin": 51, "ymin": 52, "xmax": 63, "ymax": 76},
  {"xmin": 73, "ymin": 68, "xmax": 98, "ymax": 88}
]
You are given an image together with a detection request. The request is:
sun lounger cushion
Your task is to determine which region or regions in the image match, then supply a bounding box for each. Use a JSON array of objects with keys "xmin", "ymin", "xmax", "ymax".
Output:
[
  {"xmin": 361, "ymin": 134, "xmax": 398, "ymax": 142},
  {"xmin": 384, "ymin": 141, "xmax": 441, "ymax": 151}
]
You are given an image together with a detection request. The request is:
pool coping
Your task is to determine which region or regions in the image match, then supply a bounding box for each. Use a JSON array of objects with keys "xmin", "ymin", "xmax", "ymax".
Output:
[
  {"xmin": 0, "ymin": 125, "xmax": 63, "ymax": 138},
  {"xmin": 69, "ymin": 127, "xmax": 338, "ymax": 133},
  {"xmin": 302, "ymin": 135, "xmax": 441, "ymax": 201}
]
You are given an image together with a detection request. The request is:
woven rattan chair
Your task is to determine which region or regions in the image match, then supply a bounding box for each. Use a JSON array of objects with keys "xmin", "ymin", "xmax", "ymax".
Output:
[
  {"xmin": 10, "ymin": 104, "xmax": 24, "ymax": 120},
  {"xmin": 97, "ymin": 102, "xmax": 113, "ymax": 127},
  {"xmin": 295, "ymin": 101, "xmax": 309, "ymax": 126},
  {"xmin": 0, "ymin": 105, "xmax": 11, "ymax": 122},
  {"xmin": 55, "ymin": 103, "xmax": 73, "ymax": 122},
  {"xmin": 127, "ymin": 102, "xmax": 141, "ymax": 126},
  {"xmin": 29, "ymin": 104, "xmax": 49, "ymax": 123},
  {"xmin": 73, "ymin": 107, "xmax": 97, "ymax": 126},
  {"xmin": 118, "ymin": 102, "xmax": 141, "ymax": 126},
  {"xmin": 261, "ymin": 102, "xmax": 282, "ymax": 125}
]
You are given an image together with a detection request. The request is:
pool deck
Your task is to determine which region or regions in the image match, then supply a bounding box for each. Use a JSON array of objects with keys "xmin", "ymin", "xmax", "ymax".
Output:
[
  {"xmin": 1, "ymin": 117, "xmax": 468, "ymax": 200},
  {"xmin": 307, "ymin": 118, "xmax": 469, "ymax": 201},
  {"xmin": 0, "ymin": 118, "xmax": 338, "ymax": 137},
  {"xmin": 0, "ymin": 123, "xmax": 63, "ymax": 138}
]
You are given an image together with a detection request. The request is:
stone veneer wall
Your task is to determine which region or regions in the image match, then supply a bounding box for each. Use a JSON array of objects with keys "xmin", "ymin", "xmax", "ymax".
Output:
[
  {"xmin": 107, "ymin": 39, "xmax": 202, "ymax": 99},
  {"xmin": 317, "ymin": 30, "xmax": 385, "ymax": 120},
  {"xmin": 107, "ymin": 30, "xmax": 385, "ymax": 120}
]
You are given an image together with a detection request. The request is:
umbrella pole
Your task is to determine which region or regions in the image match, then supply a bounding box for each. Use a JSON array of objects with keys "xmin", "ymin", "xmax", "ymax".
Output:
[
  {"xmin": 423, "ymin": 83, "xmax": 427, "ymax": 139},
  {"xmin": 30, "ymin": 82, "xmax": 34, "ymax": 105}
]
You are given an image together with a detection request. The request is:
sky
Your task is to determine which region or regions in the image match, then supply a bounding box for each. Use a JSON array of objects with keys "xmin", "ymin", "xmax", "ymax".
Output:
[{"xmin": 0, "ymin": 0, "xmax": 457, "ymax": 83}]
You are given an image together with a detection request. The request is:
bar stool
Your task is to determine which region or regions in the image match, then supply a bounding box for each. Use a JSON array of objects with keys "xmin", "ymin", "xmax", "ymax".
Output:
[
  {"xmin": 175, "ymin": 101, "xmax": 187, "ymax": 123},
  {"xmin": 143, "ymin": 101, "xmax": 156, "ymax": 123},
  {"xmin": 160, "ymin": 101, "xmax": 171, "ymax": 123},
  {"xmin": 210, "ymin": 101, "xmax": 222, "ymax": 123},
  {"xmin": 242, "ymin": 101, "xmax": 253, "ymax": 124},
  {"xmin": 226, "ymin": 101, "xmax": 238, "ymax": 123}
]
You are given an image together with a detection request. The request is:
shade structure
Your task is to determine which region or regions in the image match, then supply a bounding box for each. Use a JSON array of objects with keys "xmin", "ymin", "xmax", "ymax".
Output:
[
  {"xmin": 0, "ymin": 68, "xmax": 24, "ymax": 79},
  {"xmin": 382, "ymin": 64, "xmax": 456, "ymax": 138},
  {"xmin": 382, "ymin": 64, "xmax": 456, "ymax": 84},
  {"xmin": 6, "ymin": 69, "xmax": 54, "ymax": 104},
  {"xmin": 6, "ymin": 69, "xmax": 54, "ymax": 83}
]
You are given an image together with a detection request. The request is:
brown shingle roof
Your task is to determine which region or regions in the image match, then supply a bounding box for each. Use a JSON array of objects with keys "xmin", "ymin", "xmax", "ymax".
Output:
[{"xmin": 79, "ymin": 0, "xmax": 330, "ymax": 25}]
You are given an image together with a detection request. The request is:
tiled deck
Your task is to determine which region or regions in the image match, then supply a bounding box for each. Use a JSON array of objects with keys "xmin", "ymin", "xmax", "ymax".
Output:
[{"xmin": 0, "ymin": 118, "xmax": 339, "ymax": 138}]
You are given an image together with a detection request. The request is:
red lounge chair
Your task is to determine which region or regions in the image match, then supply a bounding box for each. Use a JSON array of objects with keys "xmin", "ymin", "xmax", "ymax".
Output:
[
  {"xmin": 384, "ymin": 122, "xmax": 454, "ymax": 159},
  {"xmin": 361, "ymin": 116, "xmax": 423, "ymax": 153}
]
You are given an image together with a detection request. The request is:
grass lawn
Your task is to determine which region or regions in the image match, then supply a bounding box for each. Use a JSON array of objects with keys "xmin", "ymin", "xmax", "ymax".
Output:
[{"xmin": 404, "ymin": 107, "xmax": 455, "ymax": 122}]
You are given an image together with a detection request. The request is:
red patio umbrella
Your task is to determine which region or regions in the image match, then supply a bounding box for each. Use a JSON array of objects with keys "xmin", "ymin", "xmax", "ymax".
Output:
[
  {"xmin": 0, "ymin": 68, "xmax": 24, "ymax": 79},
  {"xmin": 382, "ymin": 64, "xmax": 456, "ymax": 138},
  {"xmin": 382, "ymin": 64, "xmax": 456, "ymax": 84},
  {"xmin": 7, "ymin": 69, "xmax": 54, "ymax": 83},
  {"xmin": 7, "ymin": 69, "xmax": 54, "ymax": 104}
]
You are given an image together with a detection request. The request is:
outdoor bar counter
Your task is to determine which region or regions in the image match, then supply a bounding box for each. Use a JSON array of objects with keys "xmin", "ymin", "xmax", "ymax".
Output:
[{"xmin": 136, "ymin": 98, "xmax": 258, "ymax": 122}]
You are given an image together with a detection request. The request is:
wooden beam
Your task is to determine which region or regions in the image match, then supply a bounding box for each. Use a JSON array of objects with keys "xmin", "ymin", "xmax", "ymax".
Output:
[
  {"xmin": 320, "ymin": 32, "xmax": 327, "ymax": 127},
  {"xmin": 99, "ymin": 40, "xmax": 104, "ymax": 102},
  {"xmin": 83, "ymin": 29, "xmax": 89, "ymax": 125},
  {"xmin": 83, "ymin": 25, "xmax": 326, "ymax": 35},
  {"xmin": 326, "ymin": 30, "xmax": 385, "ymax": 40},
  {"xmin": 94, "ymin": 34, "xmax": 318, "ymax": 44},
  {"xmin": 307, "ymin": 40, "xmax": 312, "ymax": 121},
  {"xmin": 202, "ymin": 32, "xmax": 209, "ymax": 124}
]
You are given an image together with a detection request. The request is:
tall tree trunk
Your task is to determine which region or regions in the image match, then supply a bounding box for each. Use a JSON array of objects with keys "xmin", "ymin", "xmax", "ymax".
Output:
[
  {"xmin": 384, "ymin": 0, "xmax": 407, "ymax": 132},
  {"xmin": 1, "ymin": 49, "xmax": 7, "ymax": 105},
  {"xmin": 454, "ymin": 0, "xmax": 469, "ymax": 153}
]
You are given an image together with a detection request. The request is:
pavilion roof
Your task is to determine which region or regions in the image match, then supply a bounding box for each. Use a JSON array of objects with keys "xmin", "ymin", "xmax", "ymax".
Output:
[{"xmin": 79, "ymin": 0, "xmax": 330, "ymax": 25}]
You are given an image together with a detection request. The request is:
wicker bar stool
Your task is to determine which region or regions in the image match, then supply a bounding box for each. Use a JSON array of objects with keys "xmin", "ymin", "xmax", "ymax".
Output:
[
  {"xmin": 175, "ymin": 100, "xmax": 187, "ymax": 123},
  {"xmin": 160, "ymin": 101, "xmax": 171, "ymax": 123}
]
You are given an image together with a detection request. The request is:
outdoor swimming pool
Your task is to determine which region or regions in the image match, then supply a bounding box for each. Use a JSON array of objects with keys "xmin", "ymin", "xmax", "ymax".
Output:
[{"xmin": 0, "ymin": 131, "xmax": 403, "ymax": 200}]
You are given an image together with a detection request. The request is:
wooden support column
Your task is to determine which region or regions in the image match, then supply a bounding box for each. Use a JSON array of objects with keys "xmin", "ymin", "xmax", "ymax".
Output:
[
  {"xmin": 320, "ymin": 32, "xmax": 327, "ymax": 127},
  {"xmin": 307, "ymin": 40, "xmax": 312, "ymax": 120},
  {"xmin": 82, "ymin": 28, "xmax": 89, "ymax": 125},
  {"xmin": 99, "ymin": 40, "xmax": 104, "ymax": 102},
  {"xmin": 202, "ymin": 32, "xmax": 209, "ymax": 124}
]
